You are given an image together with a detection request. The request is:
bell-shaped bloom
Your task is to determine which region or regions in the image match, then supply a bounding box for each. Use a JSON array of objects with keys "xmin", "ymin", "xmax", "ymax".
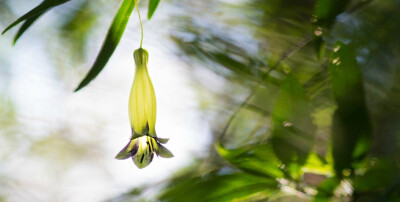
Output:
[{"xmin": 115, "ymin": 48, "xmax": 173, "ymax": 168}]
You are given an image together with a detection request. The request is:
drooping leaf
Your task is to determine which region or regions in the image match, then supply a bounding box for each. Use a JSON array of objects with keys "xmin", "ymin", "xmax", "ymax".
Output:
[
  {"xmin": 271, "ymin": 73, "xmax": 316, "ymax": 172},
  {"xmin": 215, "ymin": 143, "xmax": 284, "ymax": 179},
  {"xmin": 2, "ymin": 0, "xmax": 70, "ymax": 44},
  {"xmin": 314, "ymin": 0, "xmax": 351, "ymax": 28},
  {"xmin": 12, "ymin": 14, "xmax": 42, "ymax": 45},
  {"xmin": 330, "ymin": 110, "xmax": 354, "ymax": 176},
  {"xmin": 159, "ymin": 172, "xmax": 278, "ymax": 202},
  {"xmin": 328, "ymin": 41, "xmax": 372, "ymax": 177},
  {"xmin": 74, "ymin": 0, "xmax": 136, "ymax": 92},
  {"xmin": 148, "ymin": 0, "xmax": 160, "ymax": 20}
]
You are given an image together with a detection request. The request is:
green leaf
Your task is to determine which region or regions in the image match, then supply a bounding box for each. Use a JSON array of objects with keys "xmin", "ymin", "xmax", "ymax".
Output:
[
  {"xmin": 328, "ymin": 41, "xmax": 372, "ymax": 177},
  {"xmin": 314, "ymin": 0, "xmax": 351, "ymax": 28},
  {"xmin": 74, "ymin": 0, "xmax": 136, "ymax": 92},
  {"xmin": 148, "ymin": 0, "xmax": 160, "ymax": 20},
  {"xmin": 215, "ymin": 143, "xmax": 284, "ymax": 179},
  {"xmin": 159, "ymin": 172, "xmax": 278, "ymax": 202},
  {"xmin": 271, "ymin": 73, "xmax": 316, "ymax": 170},
  {"xmin": 2, "ymin": 0, "xmax": 70, "ymax": 44}
]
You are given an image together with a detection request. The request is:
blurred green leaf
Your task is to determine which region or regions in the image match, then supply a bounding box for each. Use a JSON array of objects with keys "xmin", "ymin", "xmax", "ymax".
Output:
[
  {"xmin": 313, "ymin": 0, "xmax": 350, "ymax": 58},
  {"xmin": 74, "ymin": 0, "xmax": 136, "ymax": 92},
  {"xmin": 314, "ymin": 35, "xmax": 325, "ymax": 61},
  {"xmin": 159, "ymin": 172, "xmax": 278, "ymax": 202},
  {"xmin": 329, "ymin": 41, "xmax": 372, "ymax": 176},
  {"xmin": 271, "ymin": 73, "xmax": 316, "ymax": 171},
  {"xmin": 148, "ymin": 0, "xmax": 160, "ymax": 20},
  {"xmin": 313, "ymin": 177, "xmax": 340, "ymax": 202},
  {"xmin": 354, "ymin": 160, "xmax": 399, "ymax": 192},
  {"xmin": 331, "ymin": 110, "xmax": 354, "ymax": 176},
  {"xmin": 303, "ymin": 152, "xmax": 333, "ymax": 176},
  {"xmin": 59, "ymin": 0, "xmax": 96, "ymax": 62},
  {"xmin": 204, "ymin": 52, "xmax": 265, "ymax": 82},
  {"xmin": 352, "ymin": 159, "xmax": 400, "ymax": 201},
  {"xmin": 215, "ymin": 143, "xmax": 284, "ymax": 179},
  {"xmin": 169, "ymin": 32, "xmax": 279, "ymax": 85},
  {"xmin": 2, "ymin": 0, "xmax": 70, "ymax": 44},
  {"xmin": 314, "ymin": 0, "xmax": 351, "ymax": 28},
  {"xmin": 329, "ymin": 42, "xmax": 365, "ymax": 109},
  {"xmin": 106, "ymin": 187, "xmax": 145, "ymax": 202}
]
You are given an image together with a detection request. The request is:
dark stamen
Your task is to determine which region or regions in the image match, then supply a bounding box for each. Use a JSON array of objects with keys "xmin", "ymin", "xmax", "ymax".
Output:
[
  {"xmin": 140, "ymin": 154, "xmax": 145, "ymax": 163},
  {"xmin": 149, "ymin": 140, "xmax": 153, "ymax": 153},
  {"xmin": 149, "ymin": 153, "xmax": 154, "ymax": 163},
  {"xmin": 147, "ymin": 141, "xmax": 151, "ymax": 153},
  {"xmin": 145, "ymin": 122, "xmax": 150, "ymax": 135}
]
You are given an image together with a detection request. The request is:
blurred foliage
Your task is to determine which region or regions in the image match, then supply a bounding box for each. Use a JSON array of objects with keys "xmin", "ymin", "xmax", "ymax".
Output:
[
  {"xmin": 2, "ymin": 0, "xmax": 400, "ymax": 201},
  {"xmin": 58, "ymin": 0, "xmax": 97, "ymax": 62},
  {"xmin": 150, "ymin": 0, "xmax": 400, "ymax": 201}
]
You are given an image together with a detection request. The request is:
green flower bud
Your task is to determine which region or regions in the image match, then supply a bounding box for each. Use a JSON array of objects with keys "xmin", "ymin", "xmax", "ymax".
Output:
[
  {"xmin": 130, "ymin": 48, "xmax": 156, "ymax": 137},
  {"xmin": 115, "ymin": 48, "xmax": 173, "ymax": 169}
]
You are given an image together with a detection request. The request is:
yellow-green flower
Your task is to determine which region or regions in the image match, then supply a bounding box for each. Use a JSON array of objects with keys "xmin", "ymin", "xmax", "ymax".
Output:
[{"xmin": 115, "ymin": 48, "xmax": 173, "ymax": 168}]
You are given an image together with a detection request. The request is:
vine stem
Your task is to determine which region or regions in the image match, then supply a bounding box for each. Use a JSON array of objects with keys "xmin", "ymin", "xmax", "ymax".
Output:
[{"xmin": 134, "ymin": 0, "xmax": 143, "ymax": 48}]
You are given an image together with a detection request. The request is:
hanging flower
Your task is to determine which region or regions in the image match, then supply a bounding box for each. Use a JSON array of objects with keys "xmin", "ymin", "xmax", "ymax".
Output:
[{"xmin": 115, "ymin": 48, "xmax": 173, "ymax": 168}]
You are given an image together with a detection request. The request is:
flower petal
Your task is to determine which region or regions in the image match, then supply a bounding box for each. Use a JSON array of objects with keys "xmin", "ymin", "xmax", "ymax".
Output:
[
  {"xmin": 115, "ymin": 139, "xmax": 139, "ymax": 160},
  {"xmin": 133, "ymin": 151, "xmax": 154, "ymax": 169},
  {"xmin": 156, "ymin": 137, "xmax": 169, "ymax": 144},
  {"xmin": 156, "ymin": 143, "xmax": 174, "ymax": 158}
]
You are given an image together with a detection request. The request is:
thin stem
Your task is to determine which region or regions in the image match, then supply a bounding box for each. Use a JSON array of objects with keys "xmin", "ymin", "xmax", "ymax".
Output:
[
  {"xmin": 219, "ymin": 87, "xmax": 258, "ymax": 141},
  {"xmin": 135, "ymin": 0, "xmax": 143, "ymax": 48}
]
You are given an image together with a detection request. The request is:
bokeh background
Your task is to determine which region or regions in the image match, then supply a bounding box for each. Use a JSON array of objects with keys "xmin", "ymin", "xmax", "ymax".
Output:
[{"xmin": 1, "ymin": 0, "xmax": 400, "ymax": 201}]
